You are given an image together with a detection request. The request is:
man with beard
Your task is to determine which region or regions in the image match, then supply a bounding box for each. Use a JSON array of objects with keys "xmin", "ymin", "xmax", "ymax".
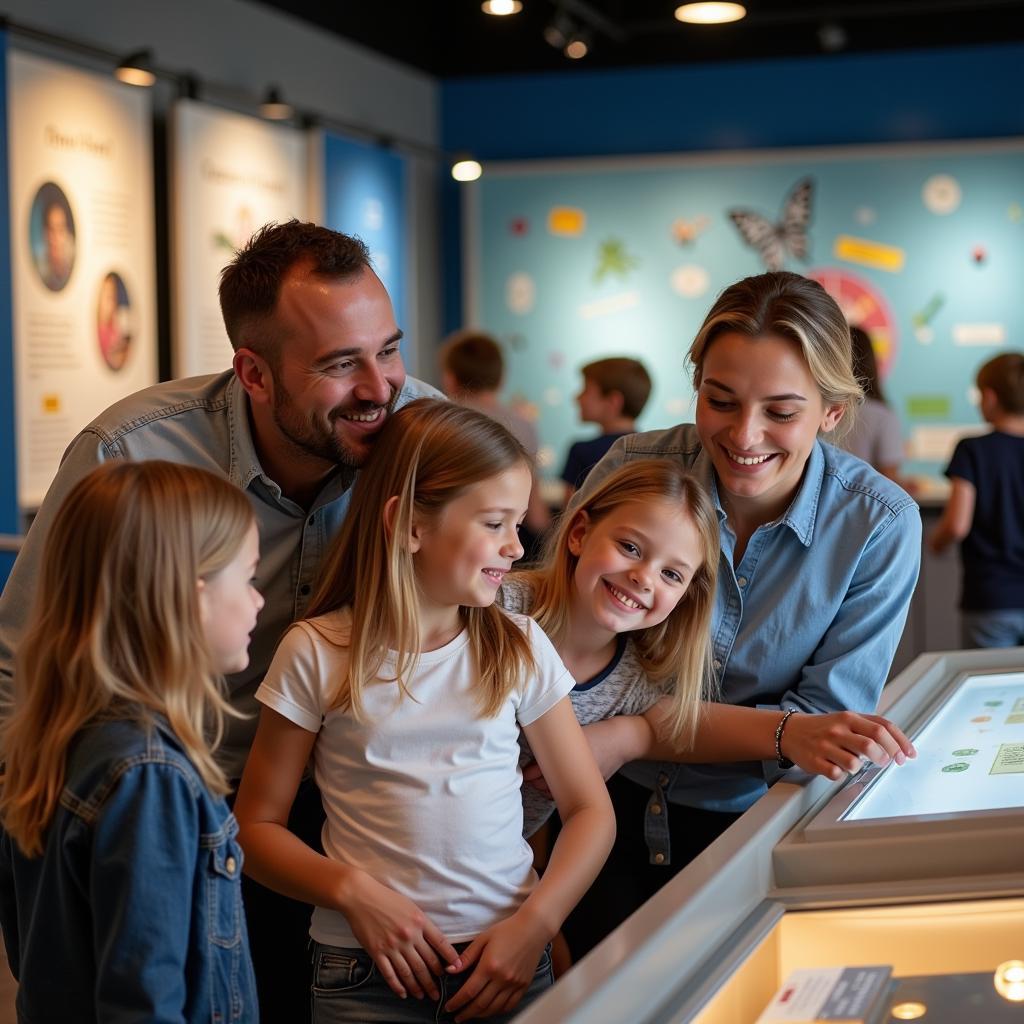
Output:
[{"xmin": 0, "ymin": 220, "xmax": 440, "ymax": 1021}]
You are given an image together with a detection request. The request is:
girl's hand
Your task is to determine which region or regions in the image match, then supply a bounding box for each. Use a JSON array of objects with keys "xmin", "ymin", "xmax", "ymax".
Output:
[
  {"xmin": 342, "ymin": 868, "xmax": 462, "ymax": 1001},
  {"xmin": 781, "ymin": 711, "xmax": 916, "ymax": 780},
  {"xmin": 443, "ymin": 909, "xmax": 550, "ymax": 1022}
]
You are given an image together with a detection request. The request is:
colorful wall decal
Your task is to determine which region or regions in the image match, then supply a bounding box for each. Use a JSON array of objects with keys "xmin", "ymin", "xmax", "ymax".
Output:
[
  {"xmin": 727, "ymin": 177, "xmax": 812, "ymax": 272},
  {"xmin": 548, "ymin": 206, "xmax": 586, "ymax": 236},
  {"xmin": 833, "ymin": 234, "xmax": 906, "ymax": 273},
  {"xmin": 593, "ymin": 238, "xmax": 639, "ymax": 283},
  {"xmin": 923, "ymin": 173, "xmax": 962, "ymax": 215}
]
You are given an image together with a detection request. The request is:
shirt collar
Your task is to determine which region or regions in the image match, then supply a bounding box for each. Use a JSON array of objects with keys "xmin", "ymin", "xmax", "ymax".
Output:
[
  {"xmin": 226, "ymin": 375, "xmax": 264, "ymax": 492},
  {"xmin": 700, "ymin": 439, "xmax": 824, "ymax": 547}
]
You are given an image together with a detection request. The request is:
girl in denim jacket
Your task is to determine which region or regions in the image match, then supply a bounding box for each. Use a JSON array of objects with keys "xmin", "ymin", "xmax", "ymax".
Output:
[{"xmin": 0, "ymin": 461, "xmax": 264, "ymax": 1022}]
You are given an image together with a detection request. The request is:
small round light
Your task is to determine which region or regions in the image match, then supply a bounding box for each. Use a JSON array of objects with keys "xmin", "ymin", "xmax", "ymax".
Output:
[
  {"xmin": 115, "ymin": 66, "xmax": 156, "ymax": 87},
  {"xmin": 890, "ymin": 1003, "xmax": 927, "ymax": 1021},
  {"xmin": 452, "ymin": 159, "xmax": 482, "ymax": 183},
  {"xmin": 565, "ymin": 37, "xmax": 589, "ymax": 59},
  {"xmin": 995, "ymin": 960, "xmax": 1024, "ymax": 1003},
  {"xmin": 482, "ymin": 0, "xmax": 522, "ymax": 14},
  {"xmin": 675, "ymin": 3, "xmax": 747, "ymax": 24}
]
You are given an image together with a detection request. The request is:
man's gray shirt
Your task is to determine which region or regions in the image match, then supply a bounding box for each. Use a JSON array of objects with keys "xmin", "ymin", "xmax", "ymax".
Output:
[{"xmin": 0, "ymin": 370, "xmax": 440, "ymax": 777}]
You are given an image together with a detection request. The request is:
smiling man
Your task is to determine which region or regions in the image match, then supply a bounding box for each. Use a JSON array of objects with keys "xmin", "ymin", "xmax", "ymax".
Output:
[{"xmin": 0, "ymin": 220, "xmax": 440, "ymax": 1021}]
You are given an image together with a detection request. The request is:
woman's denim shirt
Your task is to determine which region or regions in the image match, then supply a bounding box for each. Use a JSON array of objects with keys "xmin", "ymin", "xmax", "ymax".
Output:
[
  {"xmin": 574, "ymin": 425, "xmax": 922, "ymax": 827},
  {"xmin": 0, "ymin": 716, "xmax": 258, "ymax": 1023}
]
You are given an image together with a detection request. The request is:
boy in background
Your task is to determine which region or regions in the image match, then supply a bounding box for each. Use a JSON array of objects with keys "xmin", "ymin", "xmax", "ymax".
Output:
[
  {"xmin": 439, "ymin": 329, "xmax": 550, "ymax": 553},
  {"xmin": 930, "ymin": 352, "xmax": 1024, "ymax": 647},
  {"xmin": 561, "ymin": 357, "xmax": 652, "ymax": 502}
]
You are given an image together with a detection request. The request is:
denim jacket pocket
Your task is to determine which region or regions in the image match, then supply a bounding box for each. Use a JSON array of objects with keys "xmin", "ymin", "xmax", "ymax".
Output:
[{"xmin": 206, "ymin": 827, "xmax": 244, "ymax": 949}]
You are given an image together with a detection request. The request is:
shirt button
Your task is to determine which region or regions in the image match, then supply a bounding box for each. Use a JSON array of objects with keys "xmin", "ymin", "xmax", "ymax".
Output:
[
  {"xmin": 307, "ymin": 514, "xmax": 315, "ymax": 527},
  {"xmin": 658, "ymin": 773, "xmax": 669, "ymax": 787},
  {"xmin": 300, "ymin": 584, "xmax": 311, "ymax": 596},
  {"xmin": 654, "ymin": 853, "xmax": 666, "ymax": 864},
  {"xmin": 225, "ymin": 855, "xmax": 237, "ymax": 875},
  {"xmin": 650, "ymin": 803, "xmax": 662, "ymax": 816},
  {"xmin": 737, "ymin": 576, "xmax": 747, "ymax": 587}
]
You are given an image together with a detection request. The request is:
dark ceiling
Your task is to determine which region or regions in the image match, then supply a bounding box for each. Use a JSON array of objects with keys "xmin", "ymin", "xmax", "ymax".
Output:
[{"xmin": 255, "ymin": 0, "xmax": 1024, "ymax": 77}]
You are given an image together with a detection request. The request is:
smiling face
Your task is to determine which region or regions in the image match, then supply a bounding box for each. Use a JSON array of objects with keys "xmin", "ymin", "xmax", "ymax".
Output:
[
  {"xmin": 198, "ymin": 522, "xmax": 264, "ymax": 675},
  {"xmin": 567, "ymin": 499, "xmax": 703, "ymax": 642},
  {"xmin": 696, "ymin": 331, "xmax": 844, "ymax": 520},
  {"xmin": 265, "ymin": 265, "xmax": 406, "ymax": 469},
  {"xmin": 412, "ymin": 463, "xmax": 531, "ymax": 624}
]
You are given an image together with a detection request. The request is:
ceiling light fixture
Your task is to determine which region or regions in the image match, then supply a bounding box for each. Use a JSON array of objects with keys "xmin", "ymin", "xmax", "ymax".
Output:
[
  {"xmin": 451, "ymin": 157, "xmax": 483, "ymax": 182},
  {"xmin": 674, "ymin": 3, "xmax": 747, "ymax": 25},
  {"xmin": 114, "ymin": 49, "xmax": 156, "ymax": 87},
  {"xmin": 259, "ymin": 86, "xmax": 294, "ymax": 120},
  {"xmin": 564, "ymin": 29, "xmax": 591, "ymax": 59},
  {"xmin": 482, "ymin": 0, "xmax": 523, "ymax": 13}
]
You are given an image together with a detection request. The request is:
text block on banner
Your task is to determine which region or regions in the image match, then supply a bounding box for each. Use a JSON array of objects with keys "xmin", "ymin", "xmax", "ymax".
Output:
[
  {"xmin": 7, "ymin": 49, "xmax": 157, "ymax": 509},
  {"xmin": 171, "ymin": 99, "xmax": 309, "ymax": 378}
]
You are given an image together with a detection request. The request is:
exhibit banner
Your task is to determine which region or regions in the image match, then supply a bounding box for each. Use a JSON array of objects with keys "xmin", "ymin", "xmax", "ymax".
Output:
[
  {"xmin": 7, "ymin": 49, "xmax": 157, "ymax": 508},
  {"xmin": 323, "ymin": 131, "xmax": 406, "ymax": 332},
  {"xmin": 467, "ymin": 139, "xmax": 1024, "ymax": 482},
  {"xmin": 171, "ymin": 99, "xmax": 309, "ymax": 378}
]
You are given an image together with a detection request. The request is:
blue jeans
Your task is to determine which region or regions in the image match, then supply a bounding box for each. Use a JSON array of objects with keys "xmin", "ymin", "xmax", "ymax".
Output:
[
  {"xmin": 310, "ymin": 941, "xmax": 553, "ymax": 1023},
  {"xmin": 961, "ymin": 609, "xmax": 1024, "ymax": 648}
]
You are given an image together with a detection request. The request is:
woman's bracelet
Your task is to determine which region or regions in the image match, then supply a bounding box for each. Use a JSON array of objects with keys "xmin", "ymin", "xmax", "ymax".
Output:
[{"xmin": 775, "ymin": 709, "xmax": 797, "ymax": 769}]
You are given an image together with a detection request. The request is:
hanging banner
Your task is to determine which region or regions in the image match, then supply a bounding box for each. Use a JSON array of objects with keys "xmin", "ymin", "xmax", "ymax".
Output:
[
  {"xmin": 322, "ymin": 131, "xmax": 406, "ymax": 330},
  {"xmin": 171, "ymin": 99, "xmax": 309, "ymax": 378},
  {"xmin": 7, "ymin": 49, "xmax": 157, "ymax": 508}
]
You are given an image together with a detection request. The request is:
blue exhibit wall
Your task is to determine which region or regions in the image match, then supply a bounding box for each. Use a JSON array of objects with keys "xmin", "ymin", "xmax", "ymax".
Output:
[
  {"xmin": 441, "ymin": 42, "xmax": 1024, "ymax": 333},
  {"xmin": 0, "ymin": 31, "xmax": 19, "ymax": 586}
]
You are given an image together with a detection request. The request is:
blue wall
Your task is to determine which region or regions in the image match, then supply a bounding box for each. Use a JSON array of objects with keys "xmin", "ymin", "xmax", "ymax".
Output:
[{"xmin": 440, "ymin": 43, "xmax": 1024, "ymax": 330}]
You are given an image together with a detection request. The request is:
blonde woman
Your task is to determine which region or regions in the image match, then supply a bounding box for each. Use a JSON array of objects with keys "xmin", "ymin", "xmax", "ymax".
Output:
[
  {"xmin": 0, "ymin": 461, "xmax": 263, "ymax": 1022},
  {"xmin": 235, "ymin": 399, "xmax": 613, "ymax": 1024},
  {"xmin": 566, "ymin": 270, "xmax": 920, "ymax": 956}
]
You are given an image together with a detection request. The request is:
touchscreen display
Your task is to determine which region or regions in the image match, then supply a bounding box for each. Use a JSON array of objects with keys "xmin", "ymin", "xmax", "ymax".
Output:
[{"xmin": 843, "ymin": 671, "xmax": 1024, "ymax": 821}]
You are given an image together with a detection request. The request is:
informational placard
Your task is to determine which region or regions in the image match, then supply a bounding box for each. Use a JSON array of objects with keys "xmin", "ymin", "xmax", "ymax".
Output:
[
  {"xmin": 171, "ymin": 99, "xmax": 309, "ymax": 377},
  {"xmin": 7, "ymin": 49, "xmax": 157, "ymax": 508},
  {"xmin": 323, "ymin": 132, "xmax": 406, "ymax": 332},
  {"xmin": 467, "ymin": 140, "xmax": 1024, "ymax": 479},
  {"xmin": 845, "ymin": 671, "xmax": 1024, "ymax": 820}
]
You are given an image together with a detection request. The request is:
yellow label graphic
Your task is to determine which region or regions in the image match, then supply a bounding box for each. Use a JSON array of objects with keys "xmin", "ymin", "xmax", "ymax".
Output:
[
  {"xmin": 833, "ymin": 234, "xmax": 906, "ymax": 273},
  {"xmin": 548, "ymin": 207, "xmax": 586, "ymax": 237},
  {"xmin": 990, "ymin": 742, "xmax": 1024, "ymax": 775},
  {"xmin": 42, "ymin": 394, "xmax": 60, "ymax": 413}
]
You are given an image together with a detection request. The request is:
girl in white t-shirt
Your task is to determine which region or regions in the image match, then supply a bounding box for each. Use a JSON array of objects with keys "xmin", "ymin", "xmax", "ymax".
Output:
[{"xmin": 235, "ymin": 398, "xmax": 614, "ymax": 1024}]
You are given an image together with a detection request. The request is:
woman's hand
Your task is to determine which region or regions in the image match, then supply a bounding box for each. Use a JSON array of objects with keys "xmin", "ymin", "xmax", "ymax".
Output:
[
  {"xmin": 780, "ymin": 711, "xmax": 916, "ymax": 780},
  {"xmin": 341, "ymin": 868, "xmax": 462, "ymax": 1001},
  {"xmin": 443, "ymin": 908, "xmax": 550, "ymax": 1022}
]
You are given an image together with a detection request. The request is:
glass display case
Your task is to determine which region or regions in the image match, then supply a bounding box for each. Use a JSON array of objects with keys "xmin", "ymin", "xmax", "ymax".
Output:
[{"xmin": 514, "ymin": 647, "xmax": 1024, "ymax": 1024}]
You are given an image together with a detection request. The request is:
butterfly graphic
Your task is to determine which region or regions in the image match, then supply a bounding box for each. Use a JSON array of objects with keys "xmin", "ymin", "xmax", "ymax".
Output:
[
  {"xmin": 728, "ymin": 178, "xmax": 814, "ymax": 271},
  {"xmin": 671, "ymin": 215, "xmax": 710, "ymax": 246}
]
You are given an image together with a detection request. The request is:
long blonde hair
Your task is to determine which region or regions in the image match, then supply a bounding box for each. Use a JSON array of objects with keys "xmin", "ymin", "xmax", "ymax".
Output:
[
  {"xmin": 512, "ymin": 460, "xmax": 719, "ymax": 745},
  {"xmin": 689, "ymin": 271, "xmax": 863, "ymax": 438},
  {"xmin": 306, "ymin": 398, "xmax": 537, "ymax": 719},
  {"xmin": 0, "ymin": 461, "xmax": 253, "ymax": 856}
]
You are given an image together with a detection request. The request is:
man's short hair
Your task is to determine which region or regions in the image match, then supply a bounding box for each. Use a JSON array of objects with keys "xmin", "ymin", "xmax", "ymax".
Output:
[
  {"xmin": 439, "ymin": 330, "xmax": 504, "ymax": 393},
  {"xmin": 582, "ymin": 357, "xmax": 653, "ymax": 419},
  {"xmin": 218, "ymin": 220, "xmax": 371, "ymax": 364}
]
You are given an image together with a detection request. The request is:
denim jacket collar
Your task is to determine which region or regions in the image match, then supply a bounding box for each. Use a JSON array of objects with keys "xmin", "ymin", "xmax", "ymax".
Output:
[
  {"xmin": 705, "ymin": 438, "xmax": 824, "ymax": 548},
  {"xmin": 226, "ymin": 375, "xmax": 264, "ymax": 493}
]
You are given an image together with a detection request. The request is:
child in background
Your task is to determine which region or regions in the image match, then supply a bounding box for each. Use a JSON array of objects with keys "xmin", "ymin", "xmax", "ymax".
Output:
[
  {"xmin": 501, "ymin": 459, "xmax": 719, "ymax": 840},
  {"xmin": 838, "ymin": 326, "xmax": 906, "ymax": 483},
  {"xmin": 560, "ymin": 357, "xmax": 652, "ymax": 501},
  {"xmin": 235, "ymin": 399, "xmax": 614, "ymax": 1024},
  {"xmin": 0, "ymin": 461, "xmax": 262, "ymax": 1023},
  {"xmin": 930, "ymin": 352, "xmax": 1024, "ymax": 647},
  {"xmin": 440, "ymin": 329, "xmax": 550, "ymax": 558}
]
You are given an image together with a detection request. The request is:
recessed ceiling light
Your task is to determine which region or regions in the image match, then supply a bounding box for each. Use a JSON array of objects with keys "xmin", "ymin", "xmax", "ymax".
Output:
[
  {"xmin": 482, "ymin": 0, "xmax": 523, "ymax": 14},
  {"xmin": 675, "ymin": 3, "xmax": 747, "ymax": 25},
  {"xmin": 452, "ymin": 158, "xmax": 483, "ymax": 182}
]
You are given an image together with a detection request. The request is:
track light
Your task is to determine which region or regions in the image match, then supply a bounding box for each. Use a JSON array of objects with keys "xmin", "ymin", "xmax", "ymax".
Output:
[
  {"xmin": 114, "ymin": 49, "xmax": 156, "ymax": 87},
  {"xmin": 564, "ymin": 29, "xmax": 591, "ymax": 59},
  {"xmin": 482, "ymin": 0, "xmax": 522, "ymax": 13},
  {"xmin": 259, "ymin": 87, "xmax": 294, "ymax": 120},
  {"xmin": 674, "ymin": 3, "xmax": 747, "ymax": 24},
  {"xmin": 451, "ymin": 156, "xmax": 482, "ymax": 182}
]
